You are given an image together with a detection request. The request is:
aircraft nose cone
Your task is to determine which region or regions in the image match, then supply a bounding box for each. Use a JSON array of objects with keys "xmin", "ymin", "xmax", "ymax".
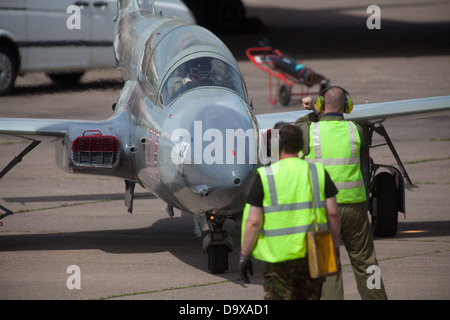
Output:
[
  {"xmin": 167, "ymin": 90, "xmax": 258, "ymax": 214},
  {"xmin": 186, "ymin": 160, "xmax": 254, "ymax": 212}
]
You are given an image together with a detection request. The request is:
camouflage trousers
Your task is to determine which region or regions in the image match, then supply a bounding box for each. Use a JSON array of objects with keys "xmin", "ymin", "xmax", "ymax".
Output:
[{"xmin": 263, "ymin": 257, "xmax": 323, "ymax": 300}]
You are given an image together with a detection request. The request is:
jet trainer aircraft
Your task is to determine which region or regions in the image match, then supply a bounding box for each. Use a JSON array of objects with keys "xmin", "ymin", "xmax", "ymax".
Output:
[{"xmin": 1, "ymin": 0, "xmax": 450, "ymax": 274}]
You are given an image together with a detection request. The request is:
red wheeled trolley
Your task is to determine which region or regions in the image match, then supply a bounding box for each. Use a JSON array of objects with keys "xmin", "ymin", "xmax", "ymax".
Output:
[{"xmin": 246, "ymin": 46, "xmax": 329, "ymax": 106}]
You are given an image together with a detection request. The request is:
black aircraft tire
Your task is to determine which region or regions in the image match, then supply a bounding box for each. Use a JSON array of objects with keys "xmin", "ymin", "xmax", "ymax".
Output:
[
  {"xmin": 372, "ymin": 172, "xmax": 398, "ymax": 237},
  {"xmin": 207, "ymin": 245, "xmax": 229, "ymax": 274}
]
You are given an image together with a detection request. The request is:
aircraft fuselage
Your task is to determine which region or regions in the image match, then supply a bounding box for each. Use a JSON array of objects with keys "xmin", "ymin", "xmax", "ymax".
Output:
[{"xmin": 111, "ymin": 5, "xmax": 258, "ymax": 216}]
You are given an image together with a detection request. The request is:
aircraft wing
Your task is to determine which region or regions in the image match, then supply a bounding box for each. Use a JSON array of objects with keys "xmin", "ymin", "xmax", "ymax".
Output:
[
  {"xmin": 256, "ymin": 95, "xmax": 450, "ymax": 129},
  {"xmin": 0, "ymin": 118, "xmax": 100, "ymax": 141}
]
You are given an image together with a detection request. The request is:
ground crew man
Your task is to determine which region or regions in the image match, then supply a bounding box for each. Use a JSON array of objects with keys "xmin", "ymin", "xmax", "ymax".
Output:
[
  {"xmin": 240, "ymin": 123, "xmax": 341, "ymax": 300},
  {"xmin": 295, "ymin": 86, "xmax": 388, "ymax": 300}
]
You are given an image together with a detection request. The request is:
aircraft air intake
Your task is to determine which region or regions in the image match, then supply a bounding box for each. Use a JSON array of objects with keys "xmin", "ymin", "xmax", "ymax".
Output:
[{"xmin": 71, "ymin": 130, "xmax": 120, "ymax": 168}]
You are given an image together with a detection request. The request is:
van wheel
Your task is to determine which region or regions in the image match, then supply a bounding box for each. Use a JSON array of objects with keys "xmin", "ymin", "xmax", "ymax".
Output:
[
  {"xmin": 0, "ymin": 45, "xmax": 18, "ymax": 95},
  {"xmin": 46, "ymin": 72, "xmax": 84, "ymax": 86},
  {"xmin": 371, "ymin": 172, "xmax": 398, "ymax": 237}
]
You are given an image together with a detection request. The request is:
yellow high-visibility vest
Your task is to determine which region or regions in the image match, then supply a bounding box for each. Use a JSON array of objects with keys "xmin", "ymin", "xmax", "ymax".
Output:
[
  {"xmin": 241, "ymin": 158, "xmax": 328, "ymax": 263},
  {"xmin": 305, "ymin": 120, "xmax": 366, "ymax": 204}
]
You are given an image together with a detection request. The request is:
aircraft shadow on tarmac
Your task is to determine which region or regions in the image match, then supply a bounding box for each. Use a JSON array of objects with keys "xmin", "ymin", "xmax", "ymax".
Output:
[
  {"xmin": 394, "ymin": 220, "xmax": 450, "ymax": 239},
  {"xmin": 223, "ymin": 3, "xmax": 450, "ymax": 60},
  {"xmin": 1, "ymin": 198, "xmax": 449, "ymax": 279},
  {"xmin": 2, "ymin": 192, "xmax": 155, "ymax": 204},
  {"xmin": 0, "ymin": 204, "xmax": 247, "ymax": 277}
]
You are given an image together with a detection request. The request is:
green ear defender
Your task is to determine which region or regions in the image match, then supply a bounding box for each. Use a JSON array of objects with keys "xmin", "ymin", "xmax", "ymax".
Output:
[{"xmin": 316, "ymin": 86, "xmax": 353, "ymax": 114}]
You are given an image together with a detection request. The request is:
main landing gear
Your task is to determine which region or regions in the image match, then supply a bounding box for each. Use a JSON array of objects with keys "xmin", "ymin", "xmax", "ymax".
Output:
[{"xmin": 362, "ymin": 121, "xmax": 412, "ymax": 237}]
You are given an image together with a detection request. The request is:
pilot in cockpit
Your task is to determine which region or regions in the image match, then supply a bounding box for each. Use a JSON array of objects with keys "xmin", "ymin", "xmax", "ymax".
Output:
[
  {"xmin": 167, "ymin": 58, "xmax": 213, "ymax": 100},
  {"xmin": 164, "ymin": 56, "xmax": 244, "ymax": 105},
  {"xmin": 183, "ymin": 58, "xmax": 213, "ymax": 86}
]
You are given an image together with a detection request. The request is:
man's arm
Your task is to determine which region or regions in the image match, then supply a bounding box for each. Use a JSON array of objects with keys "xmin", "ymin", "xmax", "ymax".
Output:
[
  {"xmin": 240, "ymin": 205, "xmax": 264, "ymax": 257},
  {"xmin": 325, "ymin": 196, "xmax": 340, "ymax": 249},
  {"xmin": 239, "ymin": 205, "xmax": 263, "ymax": 284},
  {"xmin": 294, "ymin": 97, "xmax": 320, "ymax": 156}
]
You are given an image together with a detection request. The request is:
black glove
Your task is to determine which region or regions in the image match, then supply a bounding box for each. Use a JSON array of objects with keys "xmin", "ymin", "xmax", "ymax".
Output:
[{"xmin": 239, "ymin": 254, "xmax": 254, "ymax": 284}]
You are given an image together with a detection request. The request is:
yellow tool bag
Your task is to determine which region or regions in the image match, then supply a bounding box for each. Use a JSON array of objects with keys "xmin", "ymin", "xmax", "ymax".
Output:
[{"xmin": 306, "ymin": 163, "xmax": 338, "ymax": 279}]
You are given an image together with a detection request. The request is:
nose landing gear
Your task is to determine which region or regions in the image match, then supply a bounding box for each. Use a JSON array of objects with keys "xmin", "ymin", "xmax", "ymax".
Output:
[{"xmin": 202, "ymin": 213, "xmax": 233, "ymax": 274}]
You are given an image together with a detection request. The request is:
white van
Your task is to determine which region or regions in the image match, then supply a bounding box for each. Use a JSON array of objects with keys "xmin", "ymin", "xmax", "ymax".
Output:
[{"xmin": 0, "ymin": 0, "xmax": 195, "ymax": 94}]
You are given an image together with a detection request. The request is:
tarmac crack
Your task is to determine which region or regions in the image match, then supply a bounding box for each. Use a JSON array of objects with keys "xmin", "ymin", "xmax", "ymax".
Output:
[
  {"xmin": 342, "ymin": 248, "xmax": 450, "ymax": 267},
  {"xmin": 97, "ymin": 279, "xmax": 236, "ymax": 300}
]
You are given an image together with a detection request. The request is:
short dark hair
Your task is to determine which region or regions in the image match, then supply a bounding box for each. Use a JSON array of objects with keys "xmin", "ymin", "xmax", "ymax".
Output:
[{"xmin": 275, "ymin": 122, "xmax": 303, "ymax": 154}]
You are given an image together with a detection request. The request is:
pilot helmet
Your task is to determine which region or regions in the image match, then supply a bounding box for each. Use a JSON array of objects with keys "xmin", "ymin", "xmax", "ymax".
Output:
[{"xmin": 188, "ymin": 58, "xmax": 213, "ymax": 83}]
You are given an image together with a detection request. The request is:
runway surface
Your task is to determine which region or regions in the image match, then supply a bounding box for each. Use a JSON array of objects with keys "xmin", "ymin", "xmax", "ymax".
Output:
[{"xmin": 0, "ymin": 0, "xmax": 449, "ymax": 300}]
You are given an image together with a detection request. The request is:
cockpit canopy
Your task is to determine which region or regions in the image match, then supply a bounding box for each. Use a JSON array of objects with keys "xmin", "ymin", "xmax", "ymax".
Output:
[
  {"xmin": 161, "ymin": 57, "xmax": 247, "ymax": 105},
  {"xmin": 140, "ymin": 23, "xmax": 247, "ymax": 105}
]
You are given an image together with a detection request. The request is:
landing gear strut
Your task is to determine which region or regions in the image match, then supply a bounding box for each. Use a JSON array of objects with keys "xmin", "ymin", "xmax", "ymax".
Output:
[
  {"xmin": 202, "ymin": 213, "xmax": 233, "ymax": 274},
  {"xmin": 0, "ymin": 140, "xmax": 41, "ymax": 219},
  {"xmin": 360, "ymin": 120, "xmax": 409, "ymax": 237}
]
